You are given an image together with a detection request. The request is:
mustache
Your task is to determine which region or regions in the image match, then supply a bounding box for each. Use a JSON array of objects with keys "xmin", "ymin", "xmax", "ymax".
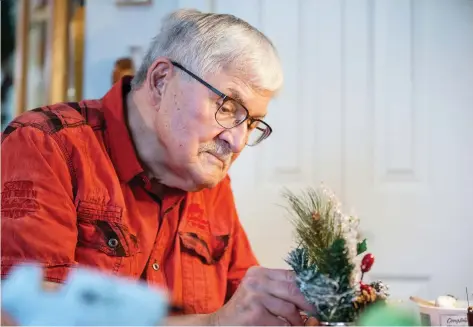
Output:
[{"xmin": 199, "ymin": 142, "xmax": 232, "ymax": 161}]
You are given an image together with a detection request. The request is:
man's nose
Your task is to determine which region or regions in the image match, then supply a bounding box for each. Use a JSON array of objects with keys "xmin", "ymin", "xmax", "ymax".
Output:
[{"xmin": 219, "ymin": 123, "xmax": 247, "ymax": 153}]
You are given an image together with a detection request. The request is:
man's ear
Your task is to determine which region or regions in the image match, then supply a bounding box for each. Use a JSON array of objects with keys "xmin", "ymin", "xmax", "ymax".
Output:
[{"xmin": 145, "ymin": 58, "xmax": 173, "ymax": 108}]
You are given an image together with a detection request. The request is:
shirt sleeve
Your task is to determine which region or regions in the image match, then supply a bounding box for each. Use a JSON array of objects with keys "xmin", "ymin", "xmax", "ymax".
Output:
[
  {"xmin": 1, "ymin": 126, "xmax": 78, "ymax": 282},
  {"xmin": 217, "ymin": 176, "xmax": 259, "ymax": 299}
]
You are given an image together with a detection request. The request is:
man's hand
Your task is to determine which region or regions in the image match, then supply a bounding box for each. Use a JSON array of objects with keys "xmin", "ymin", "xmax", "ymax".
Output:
[
  {"xmin": 1, "ymin": 311, "xmax": 17, "ymax": 326},
  {"xmin": 212, "ymin": 266, "xmax": 315, "ymax": 326},
  {"xmin": 1, "ymin": 273, "xmax": 317, "ymax": 326}
]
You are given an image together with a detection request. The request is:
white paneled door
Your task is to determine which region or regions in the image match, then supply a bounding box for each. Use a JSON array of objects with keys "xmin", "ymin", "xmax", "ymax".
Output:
[{"xmin": 177, "ymin": 0, "xmax": 473, "ymax": 300}]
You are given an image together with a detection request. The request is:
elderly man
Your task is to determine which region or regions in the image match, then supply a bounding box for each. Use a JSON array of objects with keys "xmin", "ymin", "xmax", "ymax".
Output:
[{"xmin": 1, "ymin": 9, "xmax": 315, "ymax": 326}]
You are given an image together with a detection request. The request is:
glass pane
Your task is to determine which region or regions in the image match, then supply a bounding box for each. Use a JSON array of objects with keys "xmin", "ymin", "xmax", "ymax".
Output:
[
  {"xmin": 216, "ymin": 99, "xmax": 247, "ymax": 128},
  {"xmin": 26, "ymin": 0, "xmax": 51, "ymax": 109},
  {"xmin": 67, "ymin": 0, "xmax": 86, "ymax": 101},
  {"xmin": 247, "ymin": 125, "xmax": 266, "ymax": 146},
  {"xmin": 1, "ymin": 0, "xmax": 18, "ymax": 130}
]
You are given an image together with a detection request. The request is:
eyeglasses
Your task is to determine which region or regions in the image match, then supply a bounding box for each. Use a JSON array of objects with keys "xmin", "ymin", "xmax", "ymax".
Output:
[{"xmin": 171, "ymin": 61, "xmax": 272, "ymax": 146}]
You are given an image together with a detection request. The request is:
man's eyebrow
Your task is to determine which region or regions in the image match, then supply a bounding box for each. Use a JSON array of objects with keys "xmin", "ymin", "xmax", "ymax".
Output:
[
  {"xmin": 227, "ymin": 88, "xmax": 247, "ymax": 108},
  {"xmin": 227, "ymin": 87, "xmax": 266, "ymax": 119}
]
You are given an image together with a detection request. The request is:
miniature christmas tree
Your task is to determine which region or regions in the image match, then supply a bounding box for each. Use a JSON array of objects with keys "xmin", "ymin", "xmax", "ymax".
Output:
[{"xmin": 283, "ymin": 185, "xmax": 390, "ymax": 324}]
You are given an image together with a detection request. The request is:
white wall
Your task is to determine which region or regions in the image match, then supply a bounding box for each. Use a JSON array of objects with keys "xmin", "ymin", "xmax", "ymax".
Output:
[
  {"xmin": 83, "ymin": 0, "xmax": 178, "ymax": 99},
  {"xmin": 83, "ymin": 0, "xmax": 222, "ymax": 99},
  {"xmin": 84, "ymin": 0, "xmax": 473, "ymax": 300}
]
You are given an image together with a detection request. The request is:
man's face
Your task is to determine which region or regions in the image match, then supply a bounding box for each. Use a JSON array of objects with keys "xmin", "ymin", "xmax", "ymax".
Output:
[{"xmin": 144, "ymin": 59, "xmax": 273, "ymax": 191}]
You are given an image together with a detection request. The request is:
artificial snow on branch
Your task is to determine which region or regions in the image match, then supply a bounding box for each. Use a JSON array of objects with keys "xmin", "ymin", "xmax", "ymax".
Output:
[{"xmin": 283, "ymin": 185, "xmax": 390, "ymax": 324}]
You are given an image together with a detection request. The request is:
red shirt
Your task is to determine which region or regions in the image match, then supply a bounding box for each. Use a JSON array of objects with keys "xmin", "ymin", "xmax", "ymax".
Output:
[{"xmin": 1, "ymin": 77, "xmax": 258, "ymax": 314}]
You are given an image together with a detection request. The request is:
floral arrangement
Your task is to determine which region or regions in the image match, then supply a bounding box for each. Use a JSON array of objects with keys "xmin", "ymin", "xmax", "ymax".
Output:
[{"xmin": 283, "ymin": 185, "xmax": 390, "ymax": 324}]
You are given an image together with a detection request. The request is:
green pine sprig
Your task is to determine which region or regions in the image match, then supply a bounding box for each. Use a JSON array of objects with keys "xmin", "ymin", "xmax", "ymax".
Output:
[
  {"xmin": 283, "ymin": 186, "xmax": 390, "ymax": 323},
  {"xmin": 282, "ymin": 188, "xmax": 344, "ymax": 274},
  {"xmin": 283, "ymin": 187, "xmax": 359, "ymax": 323},
  {"xmin": 286, "ymin": 243, "xmax": 356, "ymax": 323}
]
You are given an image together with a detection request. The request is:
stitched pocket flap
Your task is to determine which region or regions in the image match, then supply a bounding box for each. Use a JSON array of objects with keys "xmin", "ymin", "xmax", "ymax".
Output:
[
  {"xmin": 179, "ymin": 232, "xmax": 229, "ymax": 265},
  {"xmin": 77, "ymin": 201, "xmax": 139, "ymax": 257}
]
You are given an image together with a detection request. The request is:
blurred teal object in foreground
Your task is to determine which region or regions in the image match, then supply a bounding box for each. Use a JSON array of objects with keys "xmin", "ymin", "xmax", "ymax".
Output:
[
  {"xmin": 357, "ymin": 302, "xmax": 421, "ymax": 326},
  {"xmin": 1, "ymin": 263, "xmax": 170, "ymax": 326}
]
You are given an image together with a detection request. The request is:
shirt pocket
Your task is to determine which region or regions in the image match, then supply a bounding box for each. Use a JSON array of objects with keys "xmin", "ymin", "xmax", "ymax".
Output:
[
  {"xmin": 178, "ymin": 229, "xmax": 231, "ymax": 314},
  {"xmin": 75, "ymin": 200, "xmax": 140, "ymax": 276}
]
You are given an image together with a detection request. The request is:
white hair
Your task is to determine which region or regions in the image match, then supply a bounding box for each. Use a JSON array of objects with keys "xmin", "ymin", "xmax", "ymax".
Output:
[{"xmin": 131, "ymin": 9, "xmax": 283, "ymax": 94}]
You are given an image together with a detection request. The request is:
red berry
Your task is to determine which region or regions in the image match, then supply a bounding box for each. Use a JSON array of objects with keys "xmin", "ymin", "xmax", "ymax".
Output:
[
  {"xmin": 359, "ymin": 282, "xmax": 370, "ymax": 291},
  {"xmin": 361, "ymin": 253, "xmax": 375, "ymax": 273}
]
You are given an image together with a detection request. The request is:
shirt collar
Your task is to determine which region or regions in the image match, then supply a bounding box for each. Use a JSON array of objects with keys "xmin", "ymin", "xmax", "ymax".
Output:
[{"xmin": 102, "ymin": 76, "xmax": 144, "ymax": 183}]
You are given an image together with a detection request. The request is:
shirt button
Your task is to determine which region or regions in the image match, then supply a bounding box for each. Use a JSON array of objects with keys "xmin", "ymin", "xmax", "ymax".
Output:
[
  {"xmin": 152, "ymin": 263, "xmax": 160, "ymax": 271},
  {"xmin": 107, "ymin": 238, "xmax": 119, "ymax": 248}
]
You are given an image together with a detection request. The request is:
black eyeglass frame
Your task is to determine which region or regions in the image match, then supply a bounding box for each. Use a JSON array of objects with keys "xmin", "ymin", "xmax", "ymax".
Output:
[{"xmin": 170, "ymin": 61, "xmax": 273, "ymax": 146}]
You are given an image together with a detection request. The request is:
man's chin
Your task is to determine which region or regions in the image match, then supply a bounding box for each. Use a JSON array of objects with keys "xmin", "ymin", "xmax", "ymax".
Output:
[
  {"xmin": 191, "ymin": 170, "xmax": 227, "ymax": 191},
  {"xmin": 197, "ymin": 176, "xmax": 224, "ymax": 190}
]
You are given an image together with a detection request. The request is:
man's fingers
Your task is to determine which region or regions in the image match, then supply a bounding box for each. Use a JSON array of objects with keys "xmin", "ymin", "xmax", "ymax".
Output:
[
  {"xmin": 261, "ymin": 296, "xmax": 303, "ymax": 326},
  {"xmin": 305, "ymin": 316, "xmax": 320, "ymax": 326},
  {"xmin": 251, "ymin": 305, "xmax": 292, "ymax": 326},
  {"xmin": 253, "ymin": 267, "xmax": 297, "ymax": 283},
  {"xmin": 237, "ymin": 267, "xmax": 316, "ymax": 325},
  {"xmin": 265, "ymin": 315, "xmax": 293, "ymax": 326},
  {"xmin": 262, "ymin": 278, "xmax": 315, "ymax": 313}
]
